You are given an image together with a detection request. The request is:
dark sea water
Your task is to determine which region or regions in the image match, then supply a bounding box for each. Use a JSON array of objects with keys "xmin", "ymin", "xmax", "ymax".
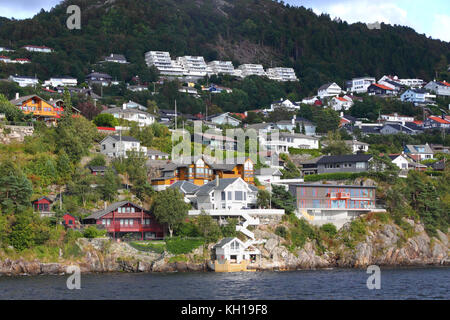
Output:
[{"xmin": 0, "ymin": 267, "xmax": 448, "ymax": 300}]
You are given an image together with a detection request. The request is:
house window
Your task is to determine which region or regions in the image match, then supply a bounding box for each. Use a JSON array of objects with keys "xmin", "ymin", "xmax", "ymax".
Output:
[
  {"xmin": 356, "ymin": 162, "xmax": 366, "ymax": 169},
  {"xmin": 228, "ymin": 192, "xmax": 232, "ymax": 200},
  {"xmin": 235, "ymin": 191, "xmax": 243, "ymax": 201},
  {"xmin": 221, "ymin": 192, "xmax": 226, "ymax": 201}
]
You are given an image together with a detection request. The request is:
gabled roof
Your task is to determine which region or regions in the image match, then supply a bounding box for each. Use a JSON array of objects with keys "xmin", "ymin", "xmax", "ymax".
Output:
[
  {"xmin": 317, "ymin": 154, "xmax": 373, "ymax": 164},
  {"xmin": 318, "ymin": 82, "xmax": 339, "ymax": 91},
  {"xmin": 428, "ymin": 116, "xmax": 450, "ymax": 124},
  {"xmin": 147, "ymin": 148, "xmax": 168, "ymax": 156},
  {"xmin": 107, "ymin": 135, "xmax": 140, "ymax": 143},
  {"xmin": 169, "ymin": 181, "xmax": 200, "ymax": 195},
  {"xmin": 9, "ymin": 94, "xmax": 47, "ymax": 106},
  {"xmin": 371, "ymin": 83, "xmax": 394, "ymax": 90},
  {"xmin": 195, "ymin": 178, "xmax": 244, "ymax": 196},
  {"xmin": 405, "ymin": 144, "xmax": 434, "ymax": 154},
  {"xmin": 85, "ymin": 201, "xmax": 145, "ymax": 220},
  {"xmin": 32, "ymin": 196, "xmax": 53, "ymax": 203},
  {"xmin": 214, "ymin": 237, "xmax": 242, "ymax": 248},
  {"xmin": 255, "ymin": 168, "xmax": 282, "ymax": 176}
]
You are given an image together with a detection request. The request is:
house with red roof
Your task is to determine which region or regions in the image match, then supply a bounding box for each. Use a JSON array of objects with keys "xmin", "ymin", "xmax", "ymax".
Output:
[
  {"xmin": 424, "ymin": 80, "xmax": 450, "ymax": 96},
  {"xmin": 425, "ymin": 116, "xmax": 450, "ymax": 129},
  {"xmin": 330, "ymin": 96, "xmax": 353, "ymax": 111},
  {"xmin": 0, "ymin": 55, "xmax": 11, "ymax": 63},
  {"xmin": 368, "ymin": 83, "xmax": 396, "ymax": 96}
]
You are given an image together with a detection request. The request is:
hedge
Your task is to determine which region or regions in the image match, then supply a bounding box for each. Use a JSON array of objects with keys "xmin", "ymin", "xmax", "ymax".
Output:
[{"xmin": 304, "ymin": 172, "xmax": 368, "ymax": 182}]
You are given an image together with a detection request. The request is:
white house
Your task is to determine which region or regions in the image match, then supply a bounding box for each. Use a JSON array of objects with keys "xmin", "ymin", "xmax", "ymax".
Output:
[
  {"xmin": 301, "ymin": 96, "xmax": 319, "ymax": 105},
  {"xmin": 255, "ymin": 168, "xmax": 282, "ymax": 185},
  {"xmin": 344, "ymin": 140, "xmax": 369, "ymax": 154},
  {"xmin": 318, "ymin": 82, "xmax": 342, "ymax": 99},
  {"xmin": 103, "ymin": 53, "xmax": 128, "ymax": 64},
  {"xmin": 22, "ymin": 45, "xmax": 53, "ymax": 53},
  {"xmin": 0, "ymin": 47, "xmax": 14, "ymax": 52},
  {"xmin": 401, "ymin": 89, "xmax": 436, "ymax": 104},
  {"xmin": 345, "ymin": 77, "xmax": 376, "ymax": 93},
  {"xmin": 404, "ymin": 144, "xmax": 434, "ymax": 161},
  {"xmin": 379, "ymin": 113, "xmax": 415, "ymax": 123},
  {"xmin": 184, "ymin": 177, "xmax": 259, "ymax": 211},
  {"xmin": 207, "ymin": 113, "xmax": 241, "ymax": 127},
  {"xmin": 0, "ymin": 55, "xmax": 11, "ymax": 63},
  {"xmin": 266, "ymin": 67, "xmax": 298, "ymax": 82},
  {"xmin": 388, "ymin": 154, "xmax": 410, "ymax": 171},
  {"xmin": 43, "ymin": 76, "xmax": 78, "ymax": 87},
  {"xmin": 101, "ymin": 106, "xmax": 155, "ymax": 127},
  {"xmin": 269, "ymin": 99, "xmax": 300, "ymax": 111},
  {"xmin": 100, "ymin": 135, "xmax": 147, "ymax": 158},
  {"xmin": 330, "ymin": 96, "xmax": 353, "ymax": 111},
  {"xmin": 214, "ymin": 237, "xmax": 259, "ymax": 264},
  {"xmin": 147, "ymin": 148, "xmax": 169, "ymax": 160},
  {"xmin": 9, "ymin": 75, "xmax": 39, "ymax": 87},
  {"xmin": 13, "ymin": 58, "xmax": 31, "ymax": 64},
  {"xmin": 279, "ymin": 132, "xmax": 319, "ymax": 150},
  {"xmin": 424, "ymin": 81, "xmax": 450, "ymax": 97}
]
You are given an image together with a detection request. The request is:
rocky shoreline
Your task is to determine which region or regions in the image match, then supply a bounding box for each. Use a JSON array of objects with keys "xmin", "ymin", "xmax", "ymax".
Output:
[{"xmin": 1, "ymin": 220, "xmax": 448, "ymax": 276}]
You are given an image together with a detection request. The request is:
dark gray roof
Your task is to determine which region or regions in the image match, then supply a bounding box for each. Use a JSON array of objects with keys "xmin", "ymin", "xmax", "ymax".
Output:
[
  {"xmin": 88, "ymin": 166, "xmax": 108, "ymax": 172},
  {"xmin": 318, "ymin": 83, "xmax": 335, "ymax": 91},
  {"xmin": 255, "ymin": 168, "xmax": 282, "ymax": 176},
  {"xmin": 246, "ymin": 123, "xmax": 274, "ymax": 130},
  {"xmin": 279, "ymin": 132, "xmax": 319, "ymax": 140},
  {"xmin": 195, "ymin": 178, "xmax": 240, "ymax": 196},
  {"xmin": 214, "ymin": 237, "xmax": 238, "ymax": 248},
  {"xmin": 109, "ymin": 135, "xmax": 140, "ymax": 142},
  {"xmin": 9, "ymin": 94, "xmax": 46, "ymax": 106},
  {"xmin": 147, "ymin": 148, "xmax": 168, "ymax": 156},
  {"xmin": 317, "ymin": 154, "xmax": 373, "ymax": 164},
  {"xmin": 85, "ymin": 201, "xmax": 145, "ymax": 220},
  {"xmin": 169, "ymin": 181, "xmax": 200, "ymax": 195}
]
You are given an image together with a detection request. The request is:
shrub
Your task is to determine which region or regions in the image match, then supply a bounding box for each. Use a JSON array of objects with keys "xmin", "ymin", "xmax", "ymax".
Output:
[
  {"xmin": 82, "ymin": 226, "xmax": 107, "ymax": 239},
  {"xmin": 275, "ymin": 226, "xmax": 287, "ymax": 238},
  {"xmin": 320, "ymin": 223, "xmax": 337, "ymax": 237}
]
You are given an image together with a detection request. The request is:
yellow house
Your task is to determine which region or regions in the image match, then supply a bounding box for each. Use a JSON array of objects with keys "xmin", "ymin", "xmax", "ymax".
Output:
[
  {"xmin": 9, "ymin": 94, "xmax": 63, "ymax": 125},
  {"xmin": 151, "ymin": 156, "xmax": 255, "ymax": 190}
]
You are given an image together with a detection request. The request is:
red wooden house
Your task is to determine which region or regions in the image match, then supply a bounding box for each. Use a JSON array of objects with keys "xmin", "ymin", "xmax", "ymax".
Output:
[
  {"xmin": 32, "ymin": 197, "xmax": 54, "ymax": 217},
  {"xmin": 63, "ymin": 213, "xmax": 79, "ymax": 229},
  {"xmin": 83, "ymin": 201, "xmax": 165, "ymax": 240}
]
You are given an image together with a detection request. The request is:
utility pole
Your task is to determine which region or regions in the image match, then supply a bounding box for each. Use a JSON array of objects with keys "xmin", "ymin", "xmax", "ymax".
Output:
[{"xmin": 175, "ymin": 99, "xmax": 177, "ymax": 131}]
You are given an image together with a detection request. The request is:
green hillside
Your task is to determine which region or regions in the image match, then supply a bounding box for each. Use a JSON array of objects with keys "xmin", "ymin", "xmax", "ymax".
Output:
[{"xmin": 0, "ymin": 0, "xmax": 449, "ymax": 96}]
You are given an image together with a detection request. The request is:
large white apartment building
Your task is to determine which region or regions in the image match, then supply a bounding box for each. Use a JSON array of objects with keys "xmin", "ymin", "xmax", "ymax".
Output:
[
  {"xmin": 207, "ymin": 60, "xmax": 236, "ymax": 75},
  {"xmin": 346, "ymin": 77, "xmax": 376, "ymax": 93},
  {"xmin": 145, "ymin": 51, "xmax": 184, "ymax": 76},
  {"xmin": 43, "ymin": 76, "xmax": 78, "ymax": 87},
  {"xmin": 176, "ymin": 56, "xmax": 209, "ymax": 77},
  {"xmin": 9, "ymin": 75, "xmax": 39, "ymax": 87},
  {"xmin": 266, "ymin": 68, "xmax": 298, "ymax": 82},
  {"xmin": 238, "ymin": 64, "xmax": 266, "ymax": 77}
]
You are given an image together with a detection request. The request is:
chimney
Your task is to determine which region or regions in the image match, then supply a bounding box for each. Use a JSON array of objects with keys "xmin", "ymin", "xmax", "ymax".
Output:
[
  {"xmin": 15, "ymin": 92, "xmax": 19, "ymax": 100},
  {"xmin": 123, "ymin": 103, "xmax": 127, "ymax": 110},
  {"xmin": 216, "ymin": 175, "xmax": 219, "ymax": 187},
  {"xmin": 104, "ymin": 202, "xmax": 107, "ymax": 210}
]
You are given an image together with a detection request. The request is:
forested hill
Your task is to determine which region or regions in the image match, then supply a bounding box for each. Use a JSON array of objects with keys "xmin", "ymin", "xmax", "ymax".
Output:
[{"xmin": 0, "ymin": 0, "xmax": 449, "ymax": 94}]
